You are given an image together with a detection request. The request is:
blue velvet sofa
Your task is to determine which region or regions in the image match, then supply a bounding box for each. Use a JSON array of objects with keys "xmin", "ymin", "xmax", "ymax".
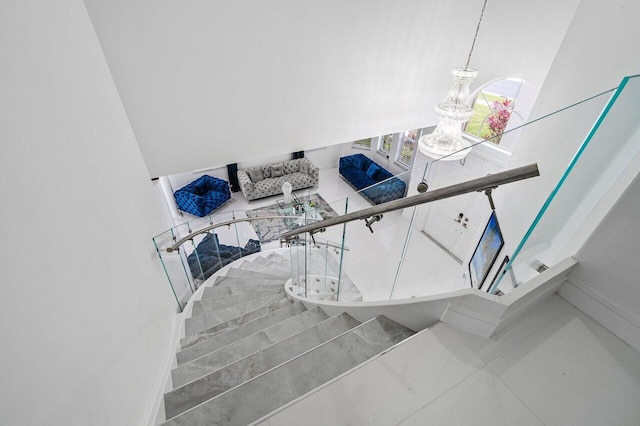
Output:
[
  {"xmin": 339, "ymin": 153, "xmax": 406, "ymax": 204},
  {"xmin": 188, "ymin": 233, "xmax": 261, "ymax": 280},
  {"xmin": 174, "ymin": 175, "xmax": 231, "ymax": 217}
]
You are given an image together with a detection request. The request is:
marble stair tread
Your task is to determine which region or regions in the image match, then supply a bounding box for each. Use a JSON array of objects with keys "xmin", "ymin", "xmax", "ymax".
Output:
[
  {"xmin": 202, "ymin": 281, "xmax": 283, "ymax": 300},
  {"xmin": 163, "ymin": 315, "xmax": 415, "ymax": 426},
  {"xmin": 237, "ymin": 260, "xmax": 290, "ymax": 277},
  {"xmin": 223, "ymin": 267, "xmax": 286, "ymax": 280},
  {"xmin": 172, "ymin": 307, "xmax": 330, "ymax": 387},
  {"xmin": 211, "ymin": 274, "xmax": 285, "ymax": 287},
  {"xmin": 177, "ymin": 301, "xmax": 307, "ymax": 364},
  {"xmin": 264, "ymin": 253, "xmax": 292, "ymax": 270},
  {"xmin": 191, "ymin": 288, "xmax": 284, "ymax": 316},
  {"xmin": 165, "ymin": 312, "xmax": 361, "ymax": 418},
  {"xmin": 180, "ymin": 298, "xmax": 293, "ymax": 350},
  {"xmin": 199, "ymin": 283, "xmax": 281, "ymax": 299},
  {"xmin": 248, "ymin": 257, "xmax": 292, "ymax": 275},
  {"xmin": 185, "ymin": 294, "xmax": 289, "ymax": 336},
  {"xmin": 250, "ymin": 256, "xmax": 291, "ymax": 275}
]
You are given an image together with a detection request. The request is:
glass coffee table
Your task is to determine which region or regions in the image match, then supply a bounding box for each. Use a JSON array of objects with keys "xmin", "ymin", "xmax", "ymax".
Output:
[{"xmin": 276, "ymin": 194, "xmax": 324, "ymax": 230}]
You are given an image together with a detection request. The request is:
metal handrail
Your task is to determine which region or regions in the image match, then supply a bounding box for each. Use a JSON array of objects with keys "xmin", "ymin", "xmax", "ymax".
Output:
[
  {"xmin": 281, "ymin": 163, "xmax": 540, "ymax": 240},
  {"xmin": 165, "ymin": 215, "xmax": 306, "ymax": 252},
  {"xmin": 290, "ymin": 235, "xmax": 350, "ymax": 251}
]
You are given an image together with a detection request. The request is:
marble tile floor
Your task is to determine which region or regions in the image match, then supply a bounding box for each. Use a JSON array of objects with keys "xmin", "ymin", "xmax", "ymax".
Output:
[
  {"xmin": 172, "ymin": 167, "xmax": 465, "ymax": 302},
  {"xmin": 257, "ymin": 295, "xmax": 640, "ymax": 426}
]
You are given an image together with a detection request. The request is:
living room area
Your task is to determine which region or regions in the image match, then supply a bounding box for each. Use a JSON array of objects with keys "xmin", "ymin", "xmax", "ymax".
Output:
[{"xmin": 157, "ymin": 133, "xmax": 502, "ymax": 303}]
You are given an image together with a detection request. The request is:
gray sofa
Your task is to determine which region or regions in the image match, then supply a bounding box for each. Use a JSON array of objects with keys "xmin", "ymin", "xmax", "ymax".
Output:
[{"xmin": 237, "ymin": 158, "xmax": 319, "ymax": 201}]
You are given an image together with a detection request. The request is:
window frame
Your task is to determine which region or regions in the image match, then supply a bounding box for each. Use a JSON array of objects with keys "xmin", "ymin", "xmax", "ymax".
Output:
[
  {"xmin": 351, "ymin": 138, "xmax": 373, "ymax": 150},
  {"xmin": 394, "ymin": 129, "xmax": 419, "ymax": 169},
  {"xmin": 463, "ymin": 77, "xmax": 525, "ymax": 151},
  {"xmin": 376, "ymin": 133, "xmax": 393, "ymax": 157}
]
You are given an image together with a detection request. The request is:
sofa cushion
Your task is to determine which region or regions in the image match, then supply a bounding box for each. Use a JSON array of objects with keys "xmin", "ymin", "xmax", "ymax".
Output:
[
  {"xmin": 300, "ymin": 160, "xmax": 309, "ymax": 174},
  {"xmin": 261, "ymin": 165, "xmax": 272, "ymax": 178},
  {"xmin": 247, "ymin": 167, "xmax": 264, "ymax": 183},
  {"xmin": 283, "ymin": 160, "xmax": 300, "ymax": 174},
  {"xmin": 352, "ymin": 155, "xmax": 365, "ymax": 170},
  {"xmin": 366, "ymin": 163, "xmax": 379, "ymax": 179},
  {"xmin": 254, "ymin": 179, "xmax": 275, "ymax": 194},
  {"xmin": 270, "ymin": 163, "xmax": 285, "ymax": 177}
]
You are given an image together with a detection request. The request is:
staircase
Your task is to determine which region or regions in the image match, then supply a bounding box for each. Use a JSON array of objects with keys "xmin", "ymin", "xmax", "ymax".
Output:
[{"xmin": 162, "ymin": 252, "xmax": 415, "ymax": 425}]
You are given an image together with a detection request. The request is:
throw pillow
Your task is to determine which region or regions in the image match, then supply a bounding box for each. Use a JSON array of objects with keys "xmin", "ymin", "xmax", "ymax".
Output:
[
  {"xmin": 366, "ymin": 163, "xmax": 379, "ymax": 179},
  {"xmin": 261, "ymin": 165, "xmax": 271, "ymax": 178},
  {"xmin": 299, "ymin": 160, "xmax": 309, "ymax": 174},
  {"xmin": 247, "ymin": 168, "xmax": 263, "ymax": 183},
  {"xmin": 270, "ymin": 163, "xmax": 285, "ymax": 177}
]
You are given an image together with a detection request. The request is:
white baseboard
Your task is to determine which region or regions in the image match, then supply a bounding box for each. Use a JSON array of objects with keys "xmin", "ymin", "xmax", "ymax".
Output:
[{"xmin": 559, "ymin": 279, "xmax": 640, "ymax": 353}]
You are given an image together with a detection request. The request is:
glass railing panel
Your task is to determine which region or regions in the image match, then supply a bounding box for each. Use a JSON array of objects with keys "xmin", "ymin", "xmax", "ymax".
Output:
[
  {"xmin": 491, "ymin": 74, "xmax": 640, "ymax": 294},
  {"xmin": 386, "ymin": 152, "xmax": 529, "ymax": 296},
  {"xmin": 152, "ymin": 228, "xmax": 195, "ymax": 311},
  {"xmin": 183, "ymin": 212, "xmax": 267, "ymax": 286},
  {"xmin": 288, "ymin": 235, "xmax": 306, "ymax": 297},
  {"xmin": 283, "ymin": 196, "xmax": 352, "ymax": 300}
]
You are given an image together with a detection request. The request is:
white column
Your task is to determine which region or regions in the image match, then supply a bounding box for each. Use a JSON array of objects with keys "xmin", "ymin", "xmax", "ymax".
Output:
[{"xmin": 159, "ymin": 176, "xmax": 181, "ymax": 219}]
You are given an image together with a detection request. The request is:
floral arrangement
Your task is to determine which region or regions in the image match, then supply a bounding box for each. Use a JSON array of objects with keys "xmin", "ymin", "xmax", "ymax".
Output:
[{"xmin": 483, "ymin": 98, "xmax": 513, "ymax": 144}]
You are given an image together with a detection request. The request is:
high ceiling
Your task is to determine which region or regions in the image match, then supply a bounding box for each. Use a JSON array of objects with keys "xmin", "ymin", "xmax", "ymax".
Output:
[{"xmin": 84, "ymin": 0, "xmax": 580, "ymax": 177}]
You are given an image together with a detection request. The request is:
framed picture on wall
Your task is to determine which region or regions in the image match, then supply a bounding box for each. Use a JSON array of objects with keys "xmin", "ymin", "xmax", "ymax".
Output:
[{"xmin": 469, "ymin": 211, "xmax": 504, "ymax": 289}]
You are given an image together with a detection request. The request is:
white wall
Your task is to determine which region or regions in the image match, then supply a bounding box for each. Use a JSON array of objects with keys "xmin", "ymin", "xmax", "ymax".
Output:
[
  {"xmin": 0, "ymin": 2, "xmax": 176, "ymax": 425},
  {"xmin": 84, "ymin": 0, "xmax": 579, "ymax": 178},
  {"xmin": 490, "ymin": 0, "xmax": 640, "ymax": 287},
  {"xmin": 561, "ymin": 172, "xmax": 640, "ymax": 351}
]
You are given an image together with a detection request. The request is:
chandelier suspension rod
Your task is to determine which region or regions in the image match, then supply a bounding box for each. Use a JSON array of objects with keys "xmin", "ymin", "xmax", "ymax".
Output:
[{"xmin": 465, "ymin": 0, "xmax": 489, "ymax": 70}]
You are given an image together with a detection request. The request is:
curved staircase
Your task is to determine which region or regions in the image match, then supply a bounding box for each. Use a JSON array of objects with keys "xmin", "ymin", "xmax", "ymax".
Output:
[{"xmin": 162, "ymin": 252, "xmax": 415, "ymax": 425}]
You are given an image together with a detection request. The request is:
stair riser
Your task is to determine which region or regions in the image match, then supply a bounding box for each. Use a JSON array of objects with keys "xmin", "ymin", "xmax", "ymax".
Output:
[
  {"xmin": 212, "ymin": 275, "xmax": 286, "ymax": 286},
  {"xmin": 200, "ymin": 284, "xmax": 283, "ymax": 299},
  {"xmin": 180, "ymin": 299, "xmax": 293, "ymax": 350},
  {"xmin": 224, "ymin": 268, "xmax": 286, "ymax": 280},
  {"xmin": 250, "ymin": 257, "xmax": 291, "ymax": 275},
  {"xmin": 185, "ymin": 294, "xmax": 286, "ymax": 336},
  {"xmin": 165, "ymin": 313, "xmax": 361, "ymax": 419},
  {"xmin": 172, "ymin": 308, "xmax": 330, "ymax": 387},
  {"xmin": 238, "ymin": 261, "xmax": 290, "ymax": 277},
  {"xmin": 177, "ymin": 302, "xmax": 307, "ymax": 364},
  {"xmin": 191, "ymin": 288, "xmax": 284, "ymax": 316},
  {"xmin": 164, "ymin": 317, "xmax": 412, "ymax": 425}
]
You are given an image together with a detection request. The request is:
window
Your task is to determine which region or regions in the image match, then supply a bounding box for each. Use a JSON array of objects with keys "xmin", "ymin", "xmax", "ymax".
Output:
[
  {"xmin": 352, "ymin": 138, "xmax": 372, "ymax": 150},
  {"xmin": 377, "ymin": 134, "xmax": 393, "ymax": 155},
  {"xmin": 464, "ymin": 78, "xmax": 524, "ymax": 146},
  {"xmin": 396, "ymin": 129, "xmax": 418, "ymax": 168}
]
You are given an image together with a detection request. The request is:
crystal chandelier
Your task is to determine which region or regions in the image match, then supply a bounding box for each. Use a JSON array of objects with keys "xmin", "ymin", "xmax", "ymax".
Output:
[{"xmin": 418, "ymin": 0, "xmax": 488, "ymax": 161}]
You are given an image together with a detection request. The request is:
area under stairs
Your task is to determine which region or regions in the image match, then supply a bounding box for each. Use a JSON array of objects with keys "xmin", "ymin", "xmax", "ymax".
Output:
[{"xmin": 163, "ymin": 252, "xmax": 415, "ymax": 425}]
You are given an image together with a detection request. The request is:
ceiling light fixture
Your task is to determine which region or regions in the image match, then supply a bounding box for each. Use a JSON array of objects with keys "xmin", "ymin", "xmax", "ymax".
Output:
[{"xmin": 418, "ymin": 0, "xmax": 489, "ymax": 161}]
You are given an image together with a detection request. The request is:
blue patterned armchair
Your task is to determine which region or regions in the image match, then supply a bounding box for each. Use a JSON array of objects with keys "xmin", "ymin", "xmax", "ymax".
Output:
[{"xmin": 174, "ymin": 175, "xmax": 231, "ymax": 217}]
